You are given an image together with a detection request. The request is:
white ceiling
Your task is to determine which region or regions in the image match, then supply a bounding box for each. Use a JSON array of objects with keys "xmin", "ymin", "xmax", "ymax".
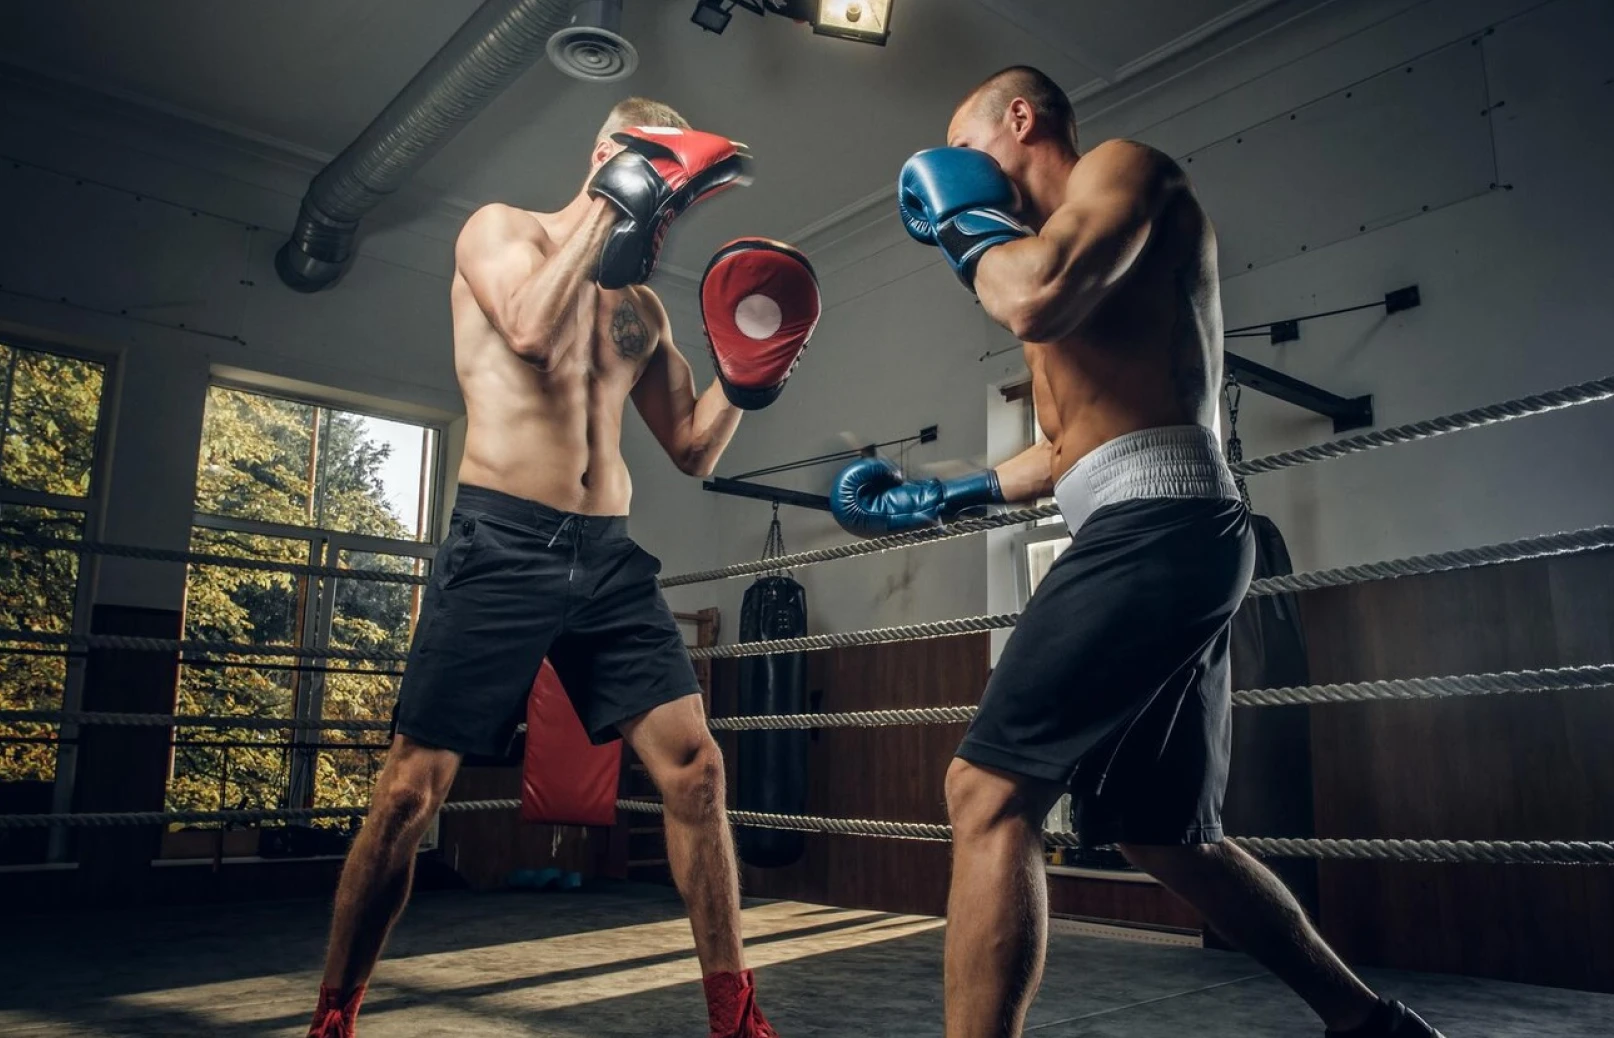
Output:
[{"xmin": 0, "ymin": 0, "xmax": 1281, "ymax": 267}]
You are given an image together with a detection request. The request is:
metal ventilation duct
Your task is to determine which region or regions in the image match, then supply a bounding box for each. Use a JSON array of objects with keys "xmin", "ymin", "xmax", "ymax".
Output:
[{"xmin": 276, "ymin": 0, "xmax": 576, "ymax": 292}]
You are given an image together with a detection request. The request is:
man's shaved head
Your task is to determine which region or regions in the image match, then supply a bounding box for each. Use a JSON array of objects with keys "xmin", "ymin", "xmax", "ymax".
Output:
[{"xmin": 957, "ymin": 66, "xmax": 1078, "ymax": 155}]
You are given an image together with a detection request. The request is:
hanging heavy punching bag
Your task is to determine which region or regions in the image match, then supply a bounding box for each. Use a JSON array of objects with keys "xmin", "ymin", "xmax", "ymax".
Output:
[
  {"xmin": 1221, "ymin": 378, "xmax": 1319, "ymax": 917},
  {"xmin": 735, "ymin": 515, "xmax": 810, "ymax": 868}
]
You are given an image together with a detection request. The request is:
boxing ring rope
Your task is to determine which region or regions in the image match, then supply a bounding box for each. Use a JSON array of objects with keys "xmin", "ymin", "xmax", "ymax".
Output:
[
  {"xmin": 0, "ymin": 373, "xmax": 1608, "ymax": 591},
  {"xmin": 7, "ymin": 661, "xmax": 1613, "ymax": 736},
  {"xmin": 700, "ymin": 663, "xmax": 1614, "ymax": 729},
  {"xmin": 658, "ymin": 505, "xmax": 1063, "ymax": 587},
  {"xmin": 659, "ymin": 373, "xmax": 1614, "ymax": 588},
  {"xmin": 0, "ymin": 794, "xmax": 1608, "ymax": 867},
  {"xmin": 1229, "ymin": 374, "xmax": 1614, "ymax": 476},
  {"xmin": 0, "ymin": 533, "xmax": 430, "ymax": 586},
  {"xmin": 1244, "ymin": 524, "xmax": 1614, "ymax": 595},
  {"xmin": 0, "ymin": 710, "xmax": 394, "ymax": 732},
  {"xmin": 0, "ymin": 799, "xmax": 522, "ymax": 830},
  {"xmin": 0, "ymin": 629, "xmax": 411, "ymax": 663},
  {"xmin": 609, "ymin": 801, "xmax": 1614, "ymax": 866},
  {"xmin": 4, "ymin": 376, "xmax": 1614, "ymax": 865},
  {"xmin": 3, "ymin": 524, "xmax": 1611, "ymax": 666}
]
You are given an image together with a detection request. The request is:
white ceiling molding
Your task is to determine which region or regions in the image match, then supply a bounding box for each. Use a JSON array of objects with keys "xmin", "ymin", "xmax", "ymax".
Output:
[
  {"xmin": 1112, "ymin": 0, "xmax": 1289, "ymax": 83},
  {"xmin": 969, "ymin": 0, "xmax": 1121, "ymax": 81}
]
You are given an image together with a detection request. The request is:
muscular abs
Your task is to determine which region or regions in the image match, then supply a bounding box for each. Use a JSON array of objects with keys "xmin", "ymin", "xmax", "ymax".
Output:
[
  {"xmin": 453, "ymin": 274, "xmax": 657, "ymax": 515},
  {"xmin": 1031, "ymin": 191, "xmax": 1223, "ymax": 481}
]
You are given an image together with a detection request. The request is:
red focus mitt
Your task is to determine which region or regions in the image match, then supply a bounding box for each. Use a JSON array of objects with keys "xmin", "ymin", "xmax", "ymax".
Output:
[
  {"xmin": 701, "ymin": 238, "xmax": 820, "ymax": 410},
  {"xmin": 520, "ymin": 659, "xmax": 620, "ymax": 827}
]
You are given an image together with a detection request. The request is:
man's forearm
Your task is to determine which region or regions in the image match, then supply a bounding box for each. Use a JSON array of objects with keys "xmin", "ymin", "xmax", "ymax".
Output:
[
  {"xmin": 506, "ymin": 199, "xmax": 616, "ymax": 365},
  {"xmin": 680, "ymin": 378, "xmax": 744, "ymax": 477},
  {"xmin": 993, "ymin": 441, "xmax": 1056, "ymax": 503}
]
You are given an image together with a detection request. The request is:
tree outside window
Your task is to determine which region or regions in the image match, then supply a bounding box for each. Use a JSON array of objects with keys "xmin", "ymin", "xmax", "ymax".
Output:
[{"xmin": 175, "ymin": 385, "xmax": 439, "ymax": 822}]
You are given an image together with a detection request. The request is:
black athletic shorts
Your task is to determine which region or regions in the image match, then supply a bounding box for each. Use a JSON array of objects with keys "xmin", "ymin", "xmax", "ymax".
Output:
[
  {"xmin": 394, "ymin": 484, "xmax": 700, "ymax": 757},
  {"xmin": 957, "ymin": 497, "xmax": 1255, "ymax": 847}
]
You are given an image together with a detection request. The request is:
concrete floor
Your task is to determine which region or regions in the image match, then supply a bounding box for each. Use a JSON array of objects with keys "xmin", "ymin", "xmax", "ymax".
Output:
[{"xmin": 0, "ymin": 884, "xmax": 1608, "ymax": 1036}]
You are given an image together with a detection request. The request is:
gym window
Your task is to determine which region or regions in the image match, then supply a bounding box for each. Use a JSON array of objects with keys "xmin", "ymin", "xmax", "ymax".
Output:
[
  {"xmin": 0, "ymin": 339, "xmax": 109, "ymax": 862},
  {"xmin": 172, "ymin": 384, "xmax": 442, "ymax": 827},
  {"xmin": 1012, "ymin": 391, "xmax": 1070, "ymax": 604}
]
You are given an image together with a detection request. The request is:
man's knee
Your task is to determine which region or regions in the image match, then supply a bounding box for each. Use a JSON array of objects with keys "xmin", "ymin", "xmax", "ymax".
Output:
[
  {"xmin": 371, "ymin": 741, "xmax": 456, "ymax": 845},
  {"xmin": 945, "ymin": 758, "xmax": 1054, "ymax": 839},
  {"xmin": 655, "ymin": 736, "xmax": 725, "ymax": 819}
]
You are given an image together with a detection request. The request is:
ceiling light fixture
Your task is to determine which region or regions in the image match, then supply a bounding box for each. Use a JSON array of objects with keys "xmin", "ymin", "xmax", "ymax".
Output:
[{"xmin": 691, "ymin": 0, "xmax": 893, "ymax": 46}]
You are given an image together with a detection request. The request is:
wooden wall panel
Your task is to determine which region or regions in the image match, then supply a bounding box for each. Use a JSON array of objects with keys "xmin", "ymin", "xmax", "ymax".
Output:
[
  {"xmin": 714, "ymin": 633, "xmax": 1199, "ymax": 927},
  {"xmin": 710, "ymin": 549, "xmax": 1614, "ymax": 991},
  {"xmin": 712, "ymin": 634, "xmax": 987, "ymax": 917},
  {"xmin": 1303, "ymin": 548, "xmax": 1614, "ymax": 991},
  {"xmin": 1047, "ymin": 873, "xmax": 1202, "ymax": 931}
]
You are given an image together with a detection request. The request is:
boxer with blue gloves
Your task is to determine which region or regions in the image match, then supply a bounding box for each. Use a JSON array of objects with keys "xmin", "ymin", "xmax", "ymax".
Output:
[{"xmin": 857, "ymin": 66, "xmax": 1444, "ymax": 1038}]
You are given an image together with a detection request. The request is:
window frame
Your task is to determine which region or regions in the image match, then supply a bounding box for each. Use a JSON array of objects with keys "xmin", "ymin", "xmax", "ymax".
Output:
[
  {"xmin": 0, "ymin": 333, "xmax": 117, "ymax": 861},
  {"xmin": 1012, "ymin": 521, "xmax": 1072, "ymax": 605},
  {"xmin": 184, "ymin": 381, "xmax": 448, "ymax": 816}
]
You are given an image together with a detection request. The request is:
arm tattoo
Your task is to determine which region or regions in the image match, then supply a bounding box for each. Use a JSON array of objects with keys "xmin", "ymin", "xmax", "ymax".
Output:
[{"xmin": 611, "ymin": 300, "xmax": 650, "ymax": 360}]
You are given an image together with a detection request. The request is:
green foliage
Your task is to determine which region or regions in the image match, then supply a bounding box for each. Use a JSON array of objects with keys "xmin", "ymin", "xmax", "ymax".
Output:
[
  {"xmin": 0, "ymin": 366, "xmax": 429, "ymax": 825},
  {"xmin": 174, "ymin": 387, "xmax": 428, "ymax": 815},
  {"xmin": 0, "ymin": 343, "xmax": 103, "ymax": 784}
]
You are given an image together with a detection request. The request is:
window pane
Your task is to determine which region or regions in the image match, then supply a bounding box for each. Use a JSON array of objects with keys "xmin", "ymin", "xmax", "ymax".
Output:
[
  {"xmin": 1025, "ymin": 538, "xmax": 1069, "ymax": 597},
  {"xmin": 0, "ymin": 506, "xmax": 83, "ymax": 785},
  {"xmin": 0, "ymin": 343, "xmax": 105, "ymax": 497},
  {"xmin": 315, "ymin": 549, "xmax": 425, "ymax": 808},
  {"xmin": 196, "ymin": 386, "xmax": 436, "ymax": 540},
  {"xmin": 170, "ymin": 529, "xmax": 309, "ymax": 813},
  {"xmin": 320, "ymin": 416, "xmax": 437, "ymax": 542},
  {"xmin": 196, "ymin": 386, "xmax": 315, "ymax": 525}
]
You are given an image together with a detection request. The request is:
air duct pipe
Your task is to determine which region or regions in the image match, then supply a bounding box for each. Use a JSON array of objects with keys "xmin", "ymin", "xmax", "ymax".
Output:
[{"xmin": 276, "ymin": 0, "xmax": 580, "ymax": 292}]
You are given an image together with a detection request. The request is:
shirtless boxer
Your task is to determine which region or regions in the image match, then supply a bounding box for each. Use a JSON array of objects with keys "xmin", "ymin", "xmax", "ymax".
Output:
[
  {"xmin": 831, "ymin": 67, "xmax": 1444, "ymax": 1038},
  {"xmin": 307, "ymin": 98, "xmax": 815, "ymax": 1038}
]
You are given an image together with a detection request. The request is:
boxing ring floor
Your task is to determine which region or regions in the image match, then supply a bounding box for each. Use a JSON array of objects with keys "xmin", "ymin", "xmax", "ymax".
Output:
[{"xmin": 1, "ymin": 884, "xmax": 1606, "ymax": 1037}]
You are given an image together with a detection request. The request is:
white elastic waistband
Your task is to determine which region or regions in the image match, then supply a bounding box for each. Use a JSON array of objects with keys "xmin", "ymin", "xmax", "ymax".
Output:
[{"xmin": 1053, "ymin": 425, "xmax": 1240, "ymax": 531}]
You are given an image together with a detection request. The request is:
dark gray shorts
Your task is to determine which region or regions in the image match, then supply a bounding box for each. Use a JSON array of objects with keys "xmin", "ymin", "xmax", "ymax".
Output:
[
  {"xmin": 957, "ymin": 497, "xmax": 1254, "ymax": 847},
  {"xmin": 394, "ymin": 484, "xmax": 699, "ymax": 757}
]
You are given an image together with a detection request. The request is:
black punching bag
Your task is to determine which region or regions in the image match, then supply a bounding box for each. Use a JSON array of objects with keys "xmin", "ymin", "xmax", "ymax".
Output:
[
  {"xmin": 1224, "ymin": 512, "xmax": 1319, "ymax": 915},
  {"xmin": 735, "ymin": 573, "xmax": 809, "ymax": 868},
  {"xmin": 1218, "ymin": 378, "xmax": 1319, "ymax": 920}
]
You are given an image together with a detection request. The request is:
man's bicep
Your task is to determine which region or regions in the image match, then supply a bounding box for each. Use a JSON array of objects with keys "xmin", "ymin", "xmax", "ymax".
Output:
[
  {"xmin": 631, "ymin": 311, "xmax": 695, "ymax": 440},
  {"xmin": 454, "ymin": 207, "xmax": 548, "ymax": 335},
  {"xmin": 1062, "ymin": 142, "xmax": 1177, "ymax": 243}
]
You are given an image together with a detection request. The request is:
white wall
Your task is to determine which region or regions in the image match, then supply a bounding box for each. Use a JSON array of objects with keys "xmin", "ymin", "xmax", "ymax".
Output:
[
  {"xmin": 1089, "ymin": 0, "xmax": 1614, "ymax": 573},
  {"xmin": 0, "ymin": 66, "xmax": 727, "ymax": 617},
  {"xmin": 676, "ymin": 0, "xmax": 1614, "ymax": 652}
]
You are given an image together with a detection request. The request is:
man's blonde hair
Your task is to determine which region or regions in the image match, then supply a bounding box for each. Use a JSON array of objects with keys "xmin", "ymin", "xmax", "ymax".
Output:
[{"xmin": 598, "ymin": 97, "xmax": 690, "ymax": 144}]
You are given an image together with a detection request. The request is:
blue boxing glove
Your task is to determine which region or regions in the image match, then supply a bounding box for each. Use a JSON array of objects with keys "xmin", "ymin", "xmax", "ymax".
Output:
[
  {"xmin": 831, "ymin": 456, "xmax": 1005, "ymax": 538},
  {"xmin": 899, "ymin": 148, "xmax": 1032, "ymax": 289}
]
